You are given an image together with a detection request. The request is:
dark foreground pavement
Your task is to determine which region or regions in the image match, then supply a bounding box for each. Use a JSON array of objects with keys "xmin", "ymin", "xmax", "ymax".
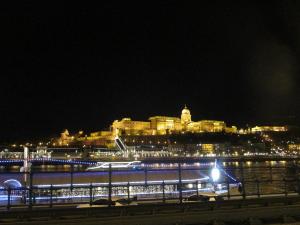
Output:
[{"xmin": 2, "ymin": 196, "xmax": 300, "ymax": 225}]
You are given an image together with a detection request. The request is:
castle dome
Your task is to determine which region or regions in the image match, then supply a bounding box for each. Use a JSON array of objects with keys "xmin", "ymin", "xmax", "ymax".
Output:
[
  {"xmin": 181, "ymin": 105, "xmax": 192, "ymax": 124},
  {"xmin": 181, "ymin": 105, "xmax": 190, "ymax": 115}
]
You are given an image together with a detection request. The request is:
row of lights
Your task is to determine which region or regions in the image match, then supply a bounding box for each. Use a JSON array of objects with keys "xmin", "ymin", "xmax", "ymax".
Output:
[
  {"xmin": 0, "ymin": 158, "xmax": 97, "ymax": 165},
  {"xmin": 124, "ymin": 139, "xmax": 171, "ymax": 144},
  {"xmin": 11, "ymin": 141, "xmax": 52, "ymax": 148}
]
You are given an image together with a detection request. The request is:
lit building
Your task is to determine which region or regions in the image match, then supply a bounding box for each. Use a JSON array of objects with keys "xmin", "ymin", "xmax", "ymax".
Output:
[
  {"xmin": 110, "ymin": 106, "xmax": 233, "ymax": 136},
  {"xmin": 56, "ymin": 106, "xmax": 254, "ymax": 147},
  {"xmin": 112, "ymin": 118, "xmax": 150, "ymax": 135},
  {"xmin": 288, "ymin": 144, "xmax": 300, "ymax": 152},
  {"xmin": 201, "ymin": 144, "xmax": 214, "ymax": 154},
  {"xmin": 149, "ymin": 116, "xmax": 182, "ymax": 134},
  {"xmin": 59, "ymin": 129, "xmax": 71, "ymax": 146},
  {"xmin": 187, "ymin": 120, "xmax": 227, "ymax": 133},
  {"xmin": 251, "ymin": 126, "xmax": 287, "ymax": 133}
]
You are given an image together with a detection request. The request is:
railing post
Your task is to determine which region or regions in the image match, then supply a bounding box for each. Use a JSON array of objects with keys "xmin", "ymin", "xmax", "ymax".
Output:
[
  {"xmin": 28, "ymin": 171, "xmax": 33, "ymax": 209},
  {"xmin": 162, "ymin": 181, "xmax": 165, "ymax": 203},
  {"xmin": 297, "ymin": 177, "xmax": 300, "ymax": 196},
  {"xmin": 127, "ymin": 182, "xmax": 130, "ymax": 201},
  {"xmin": 89, "ymin": 183, "xmax": 93, "ymax": 205},
  {"xmin": 178, "ymin": 163, "xmax": 182, "ymax": 204},
  {"xmin": 296, "ymin": 161, "xmax": 300, "ymax": 195},
  {"xmin": 196, "ymin": 180, "xmax": 199, "ymax": 197},
  {"xmin": 242, "ymin": 181, "xmax": 246, "ymax": 199},
  {"xmin": 7, "ymin": 187, "xmax": 11, "ymax": 210},
  {"xmin": 144, "ymin": 168, "xmax": 148, "ymax": 186},
  {"xmin": 284, "ymin": 178, "xmax": 287, "ymax": 197},
  {"xmin": 108, "ymin": 163, "xmax": 112, "ymax": 207},
  {"xmin": 226, "ymin": 178, "xmax": 230, "ymax": 200},
  {"xmin": 269, "ymin": 164, "xmax": 273, "ymax": 183},
  {"xmin": 50, "ymin": 184, "xmax": 53, "ymax": 208},
  {"xmin": 240, "ymin": 162, "xmax": 246, "ymax": 199},
  {"xmin": 22, "ymin": 187, "xmax": 26, "ymax": 205},
  {"xmin": 256, "ymin": 179, "xmax": 260, "ymax": 198},
  {"xmin": 70, "ymin": 164, "xmax": 74, "ymax": 192}
]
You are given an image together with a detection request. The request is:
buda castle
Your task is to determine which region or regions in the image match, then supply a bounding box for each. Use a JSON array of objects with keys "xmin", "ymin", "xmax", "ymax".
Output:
[
  {"xmin": 58, "ymin": 106, "xmax": 238, "ymax": 147},
  {"xmin": 111, "ymin": 106, "xmax": 237, "ymax": 136}
]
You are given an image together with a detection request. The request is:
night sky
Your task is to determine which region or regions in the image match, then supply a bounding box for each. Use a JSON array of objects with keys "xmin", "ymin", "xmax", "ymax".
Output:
[{"xmin": 1, "ymin": 1, "xmax": 300, "ymax": 142}]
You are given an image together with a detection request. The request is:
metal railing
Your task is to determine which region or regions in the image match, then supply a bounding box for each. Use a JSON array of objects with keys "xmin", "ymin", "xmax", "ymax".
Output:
[
  {"xmin": 0, "ymin": 162, "xmax": 300, "ymax": 210},
  {"xmin": 1, "ymin": 178, "xmax": 300, "ymax": 210}
]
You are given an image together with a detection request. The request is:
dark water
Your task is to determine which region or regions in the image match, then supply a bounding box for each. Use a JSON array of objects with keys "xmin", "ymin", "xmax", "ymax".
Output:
[{"xmin": 0, "ymin": 161, "xmax": 298, "ymax": 196}]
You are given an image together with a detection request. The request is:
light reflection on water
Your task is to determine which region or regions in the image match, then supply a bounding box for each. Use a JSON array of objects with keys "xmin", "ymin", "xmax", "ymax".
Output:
[{"xmin": 0, "ymin": 160, "xmax": 298, "ymax": 195}]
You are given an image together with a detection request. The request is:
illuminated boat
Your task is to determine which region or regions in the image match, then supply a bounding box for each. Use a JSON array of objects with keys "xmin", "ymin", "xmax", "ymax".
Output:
[
  {"xmin": 0, "ymin": 160, "xmax": 241, "ymax": 205},
  {"xmin": 32, "ymin": 178, "xmax": 238, "ymax": 200},
  {"xmin": 32, "ymin": 161, "xmax": 240, "ymax": 202},
  {"xmin": 85, "ymin": 161, "xmax": 142, "ymax": 171}
]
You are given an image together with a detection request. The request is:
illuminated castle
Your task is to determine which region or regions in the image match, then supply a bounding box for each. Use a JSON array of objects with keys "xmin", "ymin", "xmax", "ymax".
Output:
[
  {"xmin": 58, "ymin": 106, "xmax": 236, "ymax": 146},
  {"xmin": 112, "ymin": 105, "xmax": 236, "ymax": 136},
  {"xmin": 57, "ymin": 106, "xmax": 286, "ymax": 147}
]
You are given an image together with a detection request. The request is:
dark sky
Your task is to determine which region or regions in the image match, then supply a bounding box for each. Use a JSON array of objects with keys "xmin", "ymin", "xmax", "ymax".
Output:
[{"xmin": 1, "ymin": 1, "xmax": 300, "ymax": 142}]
